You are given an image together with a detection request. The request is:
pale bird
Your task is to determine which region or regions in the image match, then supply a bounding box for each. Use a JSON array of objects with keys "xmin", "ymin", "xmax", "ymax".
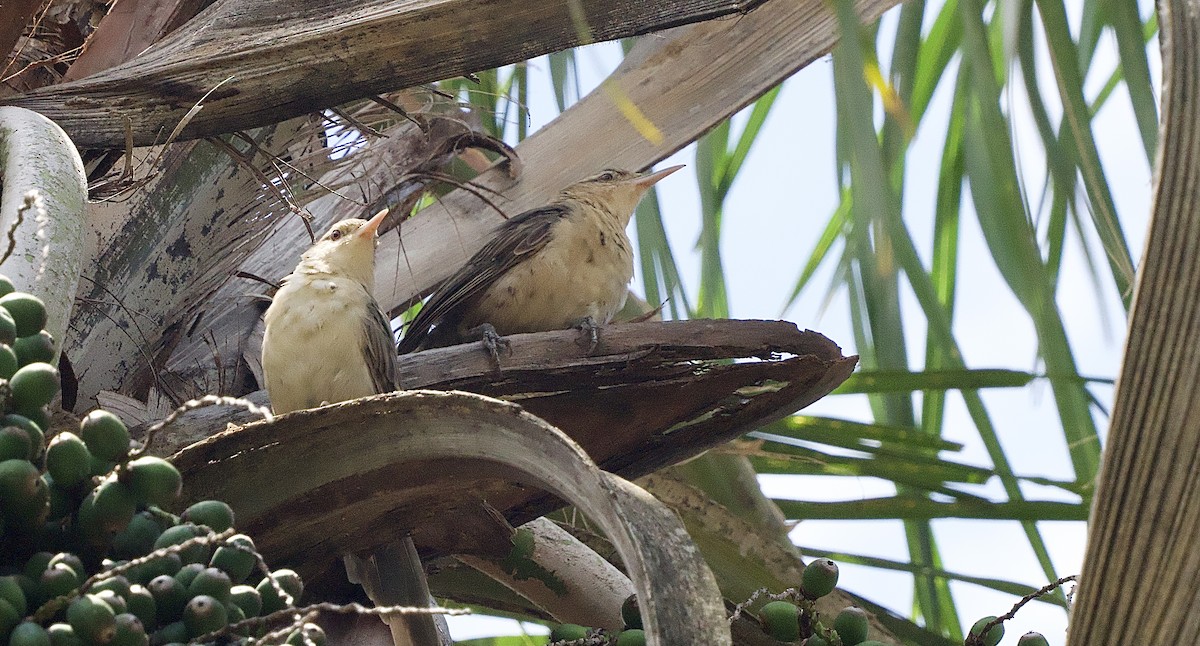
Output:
[
  {"xmin": 262, "ymin": 211, "xmax": 395, "ymax": 412},
  {"xmin": 261, "ymin": 208, "xmax": 448, "ymax": 646},
  {"xmin": 396, "ymin": 165, "xmax": 684, "ymax": 355}
]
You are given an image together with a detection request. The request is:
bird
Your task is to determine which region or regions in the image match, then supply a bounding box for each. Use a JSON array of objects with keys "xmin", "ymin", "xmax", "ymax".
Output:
[
  {"xmin": 395, "ymin": 165, "xmax": 684, "ymax": 357},
  {"xmin": 261, "ymin": 209, "xmax": 449, "ymax": 646}
]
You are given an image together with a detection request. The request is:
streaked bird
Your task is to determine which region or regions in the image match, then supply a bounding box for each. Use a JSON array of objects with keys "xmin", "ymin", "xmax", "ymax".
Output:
[
  {"xmin": 261, "ymin": 209, "xmax": 448, "ymax": 646},
  {"xmin": 396, "ymin": 165, "xmax": 684, "ymax": 356}
]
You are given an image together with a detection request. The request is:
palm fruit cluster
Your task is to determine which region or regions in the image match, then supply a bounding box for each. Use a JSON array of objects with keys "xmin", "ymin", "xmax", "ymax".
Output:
[
  {"xmin": 739, "ymin": 557, "xmax": 878, "ymax": 645},
  {"xmin": 754, "ymin": 560, "xmax": 1051, "ymax": 646},
  {"xmin": 0, "ymin": 280, "xmax": 319, "ymax": 645},
  {"xmin": 750, "ymin": 557, "xmax": 868, "ymax": 646}
]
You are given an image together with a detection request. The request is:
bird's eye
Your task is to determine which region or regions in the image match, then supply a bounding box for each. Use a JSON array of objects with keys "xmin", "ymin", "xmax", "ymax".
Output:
[
  {"xmin": 598, "ymin": 171, "xmax": 616, "ymax": 181},
  {"xmin": 330, "ymin": 230, "xmax": 343, "ymax": 241}
]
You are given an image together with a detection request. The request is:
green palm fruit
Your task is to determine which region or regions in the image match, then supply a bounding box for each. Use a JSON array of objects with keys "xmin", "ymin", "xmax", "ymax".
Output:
[
  {"xmin": 79, "ymin": 411, "xmax": 130, "ymax": 463},
  {"xmin": 759, "ymin": 600, "xmax": 800, "ymax": 642}
]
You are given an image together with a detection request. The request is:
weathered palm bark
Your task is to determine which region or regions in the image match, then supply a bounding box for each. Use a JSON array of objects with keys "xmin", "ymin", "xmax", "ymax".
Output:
[
  {"xmin": 1066, "ymin": 0, "xmax": 1200, "ymax": 642},
  {"xmin": 2, "ymin": 0, "xmax": 768, "ymax": 147}
]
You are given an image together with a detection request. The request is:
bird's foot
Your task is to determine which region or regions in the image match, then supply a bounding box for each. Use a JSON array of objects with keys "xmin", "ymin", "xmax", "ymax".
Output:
[
  {"xmin": 573, "ymin": 316, "xmax": 602, "ymax": 354},
  {"xmin": 466, "ymin": 323, "xmax": 511, "ymax": 369}
]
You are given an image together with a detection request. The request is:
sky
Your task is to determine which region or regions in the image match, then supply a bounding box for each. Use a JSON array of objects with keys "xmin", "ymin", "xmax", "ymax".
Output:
[{"xmin": 445, "ymin": 0, "xmax": 1159, "ymax": 641}]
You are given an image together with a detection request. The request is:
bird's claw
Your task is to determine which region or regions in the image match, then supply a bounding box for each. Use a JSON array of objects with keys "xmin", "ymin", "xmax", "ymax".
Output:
[
  {"xmin": 574, "ymin": 316, "xmax": 601, "ymax": 354},
  {"xmin": 467, "ymin": 323, "xmax": 511, "ymax": 370}
]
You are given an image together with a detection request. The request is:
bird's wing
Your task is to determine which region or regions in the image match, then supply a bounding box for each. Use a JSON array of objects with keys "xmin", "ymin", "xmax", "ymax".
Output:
[
  {"xmin": 396, "ymin": 203, "xmax": 568, "ymax": 354},
  {"xmin": 362, "ymin": 293, "xmax": 399, "ymax": 392}
]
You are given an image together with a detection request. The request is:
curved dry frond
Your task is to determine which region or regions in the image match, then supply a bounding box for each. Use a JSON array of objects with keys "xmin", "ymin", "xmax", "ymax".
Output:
[
  {"xmin": 172, "ymin": 389, "xmax": 731, "ymax": 645},
  {"xmin": 0, "ymin": 105, "xmax": 86, "ymax": 347}
]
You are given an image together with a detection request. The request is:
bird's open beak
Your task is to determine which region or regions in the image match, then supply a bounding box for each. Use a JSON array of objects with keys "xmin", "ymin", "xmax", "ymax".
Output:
[
  {"xmin": 358, "ymin": 208, "xmax": 390, "ymax": 239},
  {"xmin": 633, "ymin": 164, "xmax": 685, "ymax": 190}
]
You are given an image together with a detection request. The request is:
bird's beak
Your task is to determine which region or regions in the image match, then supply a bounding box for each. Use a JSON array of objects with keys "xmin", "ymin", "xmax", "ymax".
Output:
[
  {"xmin": 633, "ymin": 164, "xmax": 685, "ymax": 191},
  {"xmin": 358, "ymin": 208, "xmax": 390, "ymax": 239}
]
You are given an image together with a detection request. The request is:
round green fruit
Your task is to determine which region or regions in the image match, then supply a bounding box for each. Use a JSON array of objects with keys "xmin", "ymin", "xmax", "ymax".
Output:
[
  {"xmin": 181, "ymin": 500, "xmax": 234, "ymax": 533},
  {"xmin": 48, "ymin": 552, "xmax": 84, "ymax": 578},
  {"xmin": 173, "ymin": 563, "xmax": 204, "ymax": 589},
  {"xmin": 79, "ymin": 410, "xmax": 131, "ymax": 463},
  {"xmin": 0, "ymin": 598, "xmax": 20, "ymax": 642},
  {"xmin": 124, "ymin": 585, "xmax": 156, "ymax": 631},
  {"xmin": 834, "ymin": 607, "xmax": 870, "ymax": 646},
  {"xmin": 13, "ymin": 332, "xmax": 54, "ymax": 367},
  {"xmin": 256, "ymin": 569, "xmax": 302, "ymax": 614},
  {"xmin": 150, "ymin": 621, "xmax": 186, "ymax": 645},
  {"xmin": 93, "ymin": 480, "xmax": 137, "ymax": 526},
  {"xmin": 148, "ymin": 575, "xmax": 188, "ymax": 626},
  {"xmin": 0, "ymin": 576, "xmax": 27, "ymax": 616},
  {"xmin": 67, "ymin": 594, "xmax": 117, "ymax": 645},
  {"xmin": 9, "ymin": 621, "xmax": 50, "ymax": 646},
  {"xmin": 0, "ymin": 293, "xmax": 47, "ymax": 338},
  {"xmin": 46, "ymin": 432, "xmax": 91, "ymax": 488},
  {"xmin": 3, "ymin": 413, "xmax": 42, "ymax": 438},
  {"xmin": 130, "ymin": 553, "xmax": 181, "ymax": 586},
  {"xmin": 90, "ymin": 575, "xmax": 131, "ymax": 599},
  {"xmin": 40, "ymin": 563, "xmax": 82, "ymax": 600},
  {"xmin": 759, "ymin": 600, "xmax": 800, "ymax": 642},
  {"xmin": 95, "ymin": 589, "xmax": 128, "ymax": 615},
  {"xmin": 11, "ymin": 363, "xmax": 58, "ymax": 411},
  {"xmin": 188, "ymin": 567, "xmax": 231, "ymax": 604},
  {"xmin": 112, "ymin": 512, "xmax": 162, "ymax": 560},
  {"xmin": 46, "ymin": 623, "xmax": 83, "ymax": 646},
  {"xmin": 548, "ymin": 623, "xmax": 588, "ymax": 641},
  {"xmin": 0, "ymin": 307, "xmax": 16, "ymax": 346},
  {"xmin": 153, "ymin": 524, "xmax": 209, "ymax": 565},
  {"xmin": 1017, "ymin": 632, "xmax": 1050, "ymax": 646},
  {"xmin": 801, "ymin": 558, "xmax": 840, "ymax": 599},
  {"xmin": 210, "ymin": 535, "xmax": 256, "ymax": 584},
  {"xmin": 14, "ymin": 405, "xmax": 48, "ymax": 436},
  {"xmin": 111, "ymin": 613, "xmax": 148, "ymax": 646},
  {"xmin": 0, "ymin": 458, "xmax": 42, "ymax": 507},
  {"xmin": 0, "ymin": 344, "xmax": 18, "ymax": 379},
  {"xmin": 125, "ymin": 457, "xmax": 181, "ymax": 508},
  {"xmin": 11, "ymin": 575, "xmax": 36, "ymax": 610},
  {"xmin": 78, "ymin": 479, "xmax": 138, "ymax": 543},
  {"xmin": 24, "ymin": 552, "xmax": 53, "ymax": 580},
  {"xmin": 228, "ymin": 585, "xmax": 261, "ymax": 618},
  {"xmin": 0, "ymin": 426, "xmax": 32, "ymax": 461},
  {"xmin": 0, "ymin": 277, "xmax": 14, "ymax": 298},
  {"xmin": 182, "ymin": 595, "xmax": 227, "ymax": 638},
  {"xmin": 805, "ymin": 636, "xmax": 831, "ymax": 646},
  {"xmin": 0, "ymin": 458, "xmax": 49, "ymax": 528},
  {"xmin": 224, "ymin": 601, "xmax": 246, "ymax": 632},
  {"xmin": 615, "ymin": 629, "xmax": 646, "ymax": 646},
  {"xmin": 272, "ymin": 569, "xmax": 303, "ymax": 598},
  {"xmin": 968, "ymin": 616, "xmax": 1004, "ymax": 646}
]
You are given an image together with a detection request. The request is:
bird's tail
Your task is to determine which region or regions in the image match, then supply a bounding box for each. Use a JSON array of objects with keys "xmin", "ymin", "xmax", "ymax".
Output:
[{"xmin": 344, "ymin": 538, "xmax": 451, "ymax": 646}]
